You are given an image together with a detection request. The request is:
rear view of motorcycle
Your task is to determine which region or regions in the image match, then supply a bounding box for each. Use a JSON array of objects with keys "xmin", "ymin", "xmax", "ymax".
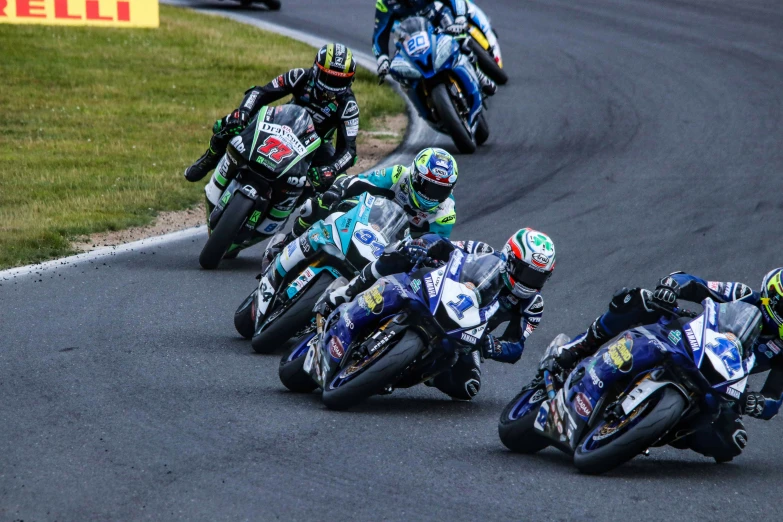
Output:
[
  {"xmin": 388, "ymin": 17, "xmax": 488, "ymax": 153},
  {"xmin": 199, "ymin": 104, "xmax": 321, "ymax": 269},
  {"xmin": 498, "ymin": 299, "xmax": 762, "ymax": 474}
]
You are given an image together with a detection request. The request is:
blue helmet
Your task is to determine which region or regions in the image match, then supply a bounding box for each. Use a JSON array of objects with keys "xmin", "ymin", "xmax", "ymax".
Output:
[{"xmin": 406, "ymin": 147, "xmax": 458, "ymax": 210}]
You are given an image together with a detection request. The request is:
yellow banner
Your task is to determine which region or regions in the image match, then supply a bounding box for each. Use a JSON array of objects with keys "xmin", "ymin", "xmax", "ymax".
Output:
[{"xmin": 0, "ymin": 0, "xmax": 158, "ymax": 27}]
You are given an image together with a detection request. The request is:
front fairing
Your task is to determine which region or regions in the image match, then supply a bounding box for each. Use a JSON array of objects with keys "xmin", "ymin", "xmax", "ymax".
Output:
[{"xmin": 311, "ymin": 276, "xmax": 415, "ymax": 388}]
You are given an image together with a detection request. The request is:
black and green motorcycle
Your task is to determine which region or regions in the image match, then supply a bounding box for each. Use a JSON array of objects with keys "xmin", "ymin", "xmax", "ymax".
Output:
[{"xmin": 199, "ymin": 105, "xmax": 321, "ymax": 269}]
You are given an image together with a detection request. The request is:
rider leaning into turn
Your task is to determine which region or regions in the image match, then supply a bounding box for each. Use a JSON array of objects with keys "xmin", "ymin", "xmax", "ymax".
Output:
[
  {"xmin": 184, "ymin": 43, "xmax": 360, "ymax": 232},
  {"xmin": 262, "ymin": 147, "xmax": 459, "ymax": 266},
  {"xmin": 372, "ymin": 0, "xmax": 497, "ymax": 95},
  {"xmin": 322, "ymin": 228, "xmax": 557, "ymax": 400},
  {"xmin": 546, "ymin": 269, "xmax": 783, "ymax": 461}
]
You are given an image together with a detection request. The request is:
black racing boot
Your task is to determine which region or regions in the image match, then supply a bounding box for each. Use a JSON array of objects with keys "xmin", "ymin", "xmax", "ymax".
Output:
[
  {"xmin": 184, "ymin": 146, "xmax": 221, "ymax": 182},
  {"xmin": 475, "ymin": 68, "xmax": 497, "ymax": 96}
]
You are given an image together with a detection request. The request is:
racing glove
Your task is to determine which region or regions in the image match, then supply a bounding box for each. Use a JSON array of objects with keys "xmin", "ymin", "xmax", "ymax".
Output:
[
  {"xmin": 307, "ymin": 166, "xmax": 337, "ymax": 192},
  {"xmin": 444, "ymin": 15, "xmax": 468, "ymax": 35},
  {"xmin": 402, "ymin": 239, "xmax": 430, "ymax": 264},
  {"xmin": 376, "ymin": 54, "xmax": 391, "ymax": 80},
  {"xmin": 320, "ymin": 184, "xmax": 345, "ymax": 210},
  {"xmin": 653, "ymin": 276, "xmax": 681, "ymax": 307},
  {"xmin": 744, "ymin": 392, "xmax": 782, "ymax": 420},
  {"xmin": 217, "ymin": 108, "xmax": 250, "ymax": 136}
]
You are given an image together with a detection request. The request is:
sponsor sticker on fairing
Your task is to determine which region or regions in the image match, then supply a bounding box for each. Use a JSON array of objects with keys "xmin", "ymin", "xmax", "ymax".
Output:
[
  {"xmin": 574, "ymin": 392, "xmax": 593, "ymax": 418},
  {"xmin": 460, "ymin": 332, "xmax": 478, "ymax": 344},
  {"xmin": 258, "ymin": 123, "xmax": 307, "ymax": 155}
]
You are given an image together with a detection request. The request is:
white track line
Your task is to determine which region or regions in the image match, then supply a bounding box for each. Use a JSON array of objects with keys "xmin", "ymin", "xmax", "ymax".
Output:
[{"xmin": 0, "ymin": 3, "xmax": 439, "ymax": 280}]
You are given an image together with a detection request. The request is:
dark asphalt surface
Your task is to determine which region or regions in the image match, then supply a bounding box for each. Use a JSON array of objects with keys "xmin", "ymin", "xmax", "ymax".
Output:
[{"xmin": 3, "ymin": 0, "xmax": 783, "ymax": 520}]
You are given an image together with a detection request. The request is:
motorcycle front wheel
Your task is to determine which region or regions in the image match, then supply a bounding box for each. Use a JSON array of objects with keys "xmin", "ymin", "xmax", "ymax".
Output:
[
  {"xmin": 251, "ymin": 272, "xmax": 333, "ymax": 354},
  {"xmin": 431, "ymin": 83, "xmax": 476, "ymax": 154},
  {"xmin": 573, "ymin": 387, "xmax": 685, "ymax": 474},
  {"xmin": 321, "ymin": 329, "xmax": 423, "ymax": 411},
  {"xmin": 199, "ymin": 193, "xmax": 255, "ymax": 270},
  {"xmin": 279, "ymin": 336, "xmax": 318, "ymax": 393}
]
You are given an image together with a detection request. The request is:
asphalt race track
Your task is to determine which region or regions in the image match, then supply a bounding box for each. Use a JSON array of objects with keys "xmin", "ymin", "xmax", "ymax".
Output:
[{"xmin": 3, "ymin": 1, "xmax": 783, "ymax": 519}]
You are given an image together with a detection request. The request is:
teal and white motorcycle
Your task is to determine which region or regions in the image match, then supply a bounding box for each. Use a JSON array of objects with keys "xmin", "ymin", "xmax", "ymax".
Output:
[{"xmin": 233, "ymin": 193, "xmax": 409, "ymax": 353}]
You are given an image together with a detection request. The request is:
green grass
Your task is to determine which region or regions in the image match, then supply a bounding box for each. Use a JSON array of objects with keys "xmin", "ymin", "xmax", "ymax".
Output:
[{"xmin": 0, "ymin": 5, "xmax": 404, "ymax": 269}]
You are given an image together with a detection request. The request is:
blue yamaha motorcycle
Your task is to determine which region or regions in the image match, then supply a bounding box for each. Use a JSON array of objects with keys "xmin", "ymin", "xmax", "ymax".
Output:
[
  {"xmin": 278, "ymin": 249, "xmax": 504, "ymax": 410},
  {"xmin": 498, "ymin": 299, "xmax": 762, "ymax": 474},
  {"xmin": 389, "ymin": 16, "xmax": 488, "ymax": 154}
]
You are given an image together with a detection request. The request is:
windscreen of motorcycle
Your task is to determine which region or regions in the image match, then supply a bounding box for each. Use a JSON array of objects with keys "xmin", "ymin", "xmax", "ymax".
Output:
[
  {"xmin": 346, "ymin": 196, "xmax": 409, "ymax": 267},
  {"xmin": 396, "ymin": 17, "xmax": 433, "ymax": 60},
  {"xmin": 244, "ymin": 105, "xmax": 321, "ymax": 179},
  {"xmin": 434, "ymin": 253, "xmax": 503, "ymax": 332}
]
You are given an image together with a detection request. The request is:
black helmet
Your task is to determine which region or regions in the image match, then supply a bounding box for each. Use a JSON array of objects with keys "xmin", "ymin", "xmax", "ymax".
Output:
[{"xmin": 313, "ymin": 43, "xmax": 356, "ymax": 101}]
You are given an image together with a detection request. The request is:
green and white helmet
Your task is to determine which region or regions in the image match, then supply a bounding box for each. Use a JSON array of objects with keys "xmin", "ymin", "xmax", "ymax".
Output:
[{"xmin": 501, "ymin": 228, "xmax": 556, "ymax": 298}]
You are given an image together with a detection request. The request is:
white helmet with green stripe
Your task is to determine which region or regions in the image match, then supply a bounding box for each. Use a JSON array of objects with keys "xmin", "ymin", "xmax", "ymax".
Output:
[{"xmin": 501, "ymin": 228, "xmax": 556, "ymax": 298}]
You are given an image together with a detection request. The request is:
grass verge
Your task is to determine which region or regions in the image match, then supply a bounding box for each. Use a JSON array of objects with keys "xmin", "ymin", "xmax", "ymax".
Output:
[{"xmin": 0, "ymin": 5, "xmax": 405, "ymax": 269}]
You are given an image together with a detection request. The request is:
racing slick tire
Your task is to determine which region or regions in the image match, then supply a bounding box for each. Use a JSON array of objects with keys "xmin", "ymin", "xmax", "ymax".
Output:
[
  {"xmin": 322, "ymin": 329, "xmax": 423, "ymax": 411},
  {"xmin": 251, "ymin": 272, "xmax": 333, "ymax": 354},
  {"xmin": 199, "ymin": 193, "xmax": 254, "ymax": 270},
  {"xmin": 475, "ymin": 112, "xmax": 490, "ymax": 146},
  {"xmin": 498, "ymin": 388, "xmax": 550, "ymax": 454},
  {"xmin": 573, "ymin": 387, "xmax": 685, "ymax": 475},
  {"xmin": 279, "ymin": 340, "xmax": 318, "ymax": 393},
  {"xmin": 468, "ymin": 38, "xmax": 508, "ymax": 85},
  {"xmin": 234, "ymin": 288, "xmax": 257, "ymax": 339},
  {"xmin": 431, "ymin": 83, "xmax": 476, "ymax": 154}
]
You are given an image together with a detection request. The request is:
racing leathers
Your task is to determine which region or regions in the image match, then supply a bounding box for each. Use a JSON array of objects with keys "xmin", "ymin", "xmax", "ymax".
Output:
[
  {"xmin": 329, "ymin": 233, "xmax": 544, "ymax": 400},
  {"xmin": 372, "ymin": 0, "xmax": 496, "ymax": 94},
  {"xmin": 556, "ymin": 272, "xmax": 783, "ymax": 461},
  {"xmin": 296, "ymin": 164, "xmax": 457, "ymax": 239},
  {"xmin": 187, "ymin": 68, "xmax": 360, "ymax": 235}
]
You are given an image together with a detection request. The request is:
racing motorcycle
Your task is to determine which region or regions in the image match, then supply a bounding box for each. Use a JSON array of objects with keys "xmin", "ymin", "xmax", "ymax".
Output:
[
  {"xmin": 233, "ymin": 193, "xmax": 409, "ymax": 353},
  {"xmin": 389, "ymin": 16, "xmax": 489, "ymax": 154},
  {"xmin": 278, "ymin": 249, "xmax": 504, "ymax": 410},
  {"xmin": 199, "ymin": 105, "xmax": 320, "ymax": 269},
  {"xmin": 498, "ymin": 299, "xmax": 762, "ymax": 474}
]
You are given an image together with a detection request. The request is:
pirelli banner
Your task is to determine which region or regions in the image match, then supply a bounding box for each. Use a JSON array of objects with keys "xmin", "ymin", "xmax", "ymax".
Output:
[{"xmin": 0, "ymin": 0, "xmax": 159, "ymax": 27}]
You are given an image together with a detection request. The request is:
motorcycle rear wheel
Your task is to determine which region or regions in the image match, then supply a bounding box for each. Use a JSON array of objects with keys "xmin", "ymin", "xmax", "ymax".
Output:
[
  {"xmin": 469, "ymin": 38, "xmax": 508, "ymax": 85},
  {"xmin": 498, "ymin": 388, "xmax": 550, "ymax": 453},
  {"xmin": 573, "ymin": 387, "xmax": 685, "ymax": 474},
  {"xmin": 475, "ymin": 112, "xmax": 490, "ymax": 146},
  {"xmin": 322, "ymin": 329, "xmax": 423, "ymax": 411},
  {"xmin": 251, "ymin": 272, "xmax": 333, "ymax": 354},
  {"xmin": 279, "ymin": 339, "xmax": 317, "ymax": 393},
  {"xmin": 199, "ymin": 194, "xmax": 254, "ymax": 270},
  {"xmin": 234, "ymin": 288, "xmax": 257, "ymax": 339},
  {"xmin": 431, "ymin": 83, "xmax": 476, "ymax": 154}
]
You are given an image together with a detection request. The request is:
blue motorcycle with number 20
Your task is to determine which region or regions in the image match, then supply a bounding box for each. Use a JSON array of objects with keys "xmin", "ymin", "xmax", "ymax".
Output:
[
  {"xmin": 499, "ymin": 299, "xmax": 762, "ymax": 474},
  {"xmin": 389, "ymin": 16, "xmax": 489, "ymax": 154}
]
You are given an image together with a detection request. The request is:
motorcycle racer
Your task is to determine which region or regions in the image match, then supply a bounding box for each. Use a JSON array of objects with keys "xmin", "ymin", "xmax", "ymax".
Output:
[
  {"xmin": 322, "ymin": 228, "xmax": 556, "ymax": 400},
  {"xmin": 372, "ymin": 0, "xmax": 497, "ymax": 95},
  {"xmin": 261, "ymin": 147, "xmax": 459, "ymax": 268},
  {"xmin": 546, "ymin": 269, "xmax": 783, "ymax": 461},
  {"xmin": 185, "ymin": 43, "xmax": 360, "ymax": 220}
]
